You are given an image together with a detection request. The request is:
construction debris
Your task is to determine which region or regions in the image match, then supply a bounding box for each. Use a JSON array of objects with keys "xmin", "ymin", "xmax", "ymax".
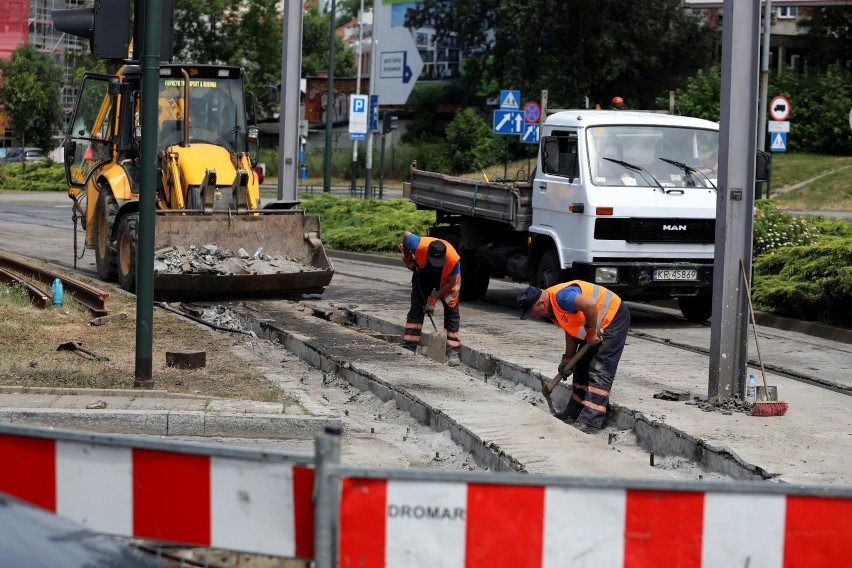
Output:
[{"xmin": 154, "ymin": 244, "xmax": 325, "ymax": 276}]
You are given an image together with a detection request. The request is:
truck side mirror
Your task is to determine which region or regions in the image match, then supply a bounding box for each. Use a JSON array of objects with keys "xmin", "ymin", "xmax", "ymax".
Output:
[{"xmin": 755, "ymin": 150, "xmax": 771, "ymax": 182}]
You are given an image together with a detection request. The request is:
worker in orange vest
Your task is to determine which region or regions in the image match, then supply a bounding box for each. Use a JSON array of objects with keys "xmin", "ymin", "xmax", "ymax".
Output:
[
  {"xmin": 399, "ymin": 231, "xmax": 462, "ymax": 366},
  {"xmin": 517, "ymin": 281, "xmax": 630, "ymax": 432}
]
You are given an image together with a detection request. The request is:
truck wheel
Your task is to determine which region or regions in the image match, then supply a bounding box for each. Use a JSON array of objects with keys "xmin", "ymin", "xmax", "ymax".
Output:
[
  {"xmin": 117, "ymin": 214, "xmax": 138, "ymax": 293},
  {"xmin": 459, "ymin": 252, "xmax": 490, "ymax": 301},
  {"xmin": 94, "ymin": 189, "xmax": 118, "ymax": 282},
  {"xmin": 678, "ymin": 296, "xmax": 712, "ymax": 323},
  {"xmin": 535, "ymin": 250, "xmax": 563, "ymax": 289}
]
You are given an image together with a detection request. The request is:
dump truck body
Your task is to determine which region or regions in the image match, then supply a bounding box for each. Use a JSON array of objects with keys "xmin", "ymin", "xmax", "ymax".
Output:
[{"xmin": 63, "ymin": 63, "xmax": 332, "ymax": 299}]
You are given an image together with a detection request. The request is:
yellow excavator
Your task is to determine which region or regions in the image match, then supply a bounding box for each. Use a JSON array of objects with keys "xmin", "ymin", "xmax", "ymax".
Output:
[{"xmin": 62, "ymin": 62, "xmax": 333, "ymax": 300}]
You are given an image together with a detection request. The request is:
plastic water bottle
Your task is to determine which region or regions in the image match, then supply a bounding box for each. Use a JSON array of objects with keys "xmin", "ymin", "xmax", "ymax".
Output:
[
  {"xmin": 746, "ymin": 372, "xmax": 757, "ymax": 404},
  {"xmin": 51, "ymin": 278, "xmax": 64, "ymax": 306}
]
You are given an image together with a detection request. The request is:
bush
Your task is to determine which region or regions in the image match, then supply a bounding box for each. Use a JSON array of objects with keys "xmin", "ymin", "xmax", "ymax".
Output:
[
  {"xmin": 753, "ymin": 238, "xmax": 852, "ymax": 327},
  {"xmin": 298, "ymin": 193, "xmax": 434, "ymax": 253},
  {"xmin": 753, "ymin": 201, "xmax": 821, "ymax": 255},
  {"xmin": 445, "ymin": 108, "xmax": 503, "ymax": 174},
  {"xmin": 0, "ymin": 160, "xmax": 65, "ymax": 191}
]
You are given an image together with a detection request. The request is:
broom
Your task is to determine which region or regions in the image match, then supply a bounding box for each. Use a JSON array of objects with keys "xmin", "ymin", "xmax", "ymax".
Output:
[{"xmin": 740, "ymin": 259, "xmax": 789, "ymax": 417}]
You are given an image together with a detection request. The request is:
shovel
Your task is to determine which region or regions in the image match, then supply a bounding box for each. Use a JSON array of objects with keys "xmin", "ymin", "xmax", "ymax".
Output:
[
  {"xmin": 413, "ymin": 270, "xmax": 447, "ymax": 363},
  {"xmin": 541, "ymin": 342, "xmax": 592, "ymax": 414}
]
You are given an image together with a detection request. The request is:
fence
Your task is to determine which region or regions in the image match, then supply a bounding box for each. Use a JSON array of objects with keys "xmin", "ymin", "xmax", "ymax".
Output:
[{"xmin": 3, "ymin": 423, "xmax": 852, "ymax": 567}]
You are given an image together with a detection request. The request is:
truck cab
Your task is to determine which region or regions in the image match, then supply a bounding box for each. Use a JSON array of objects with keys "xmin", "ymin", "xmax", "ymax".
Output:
[{"xmin": 532, "ymin": 110, "xmax": 719, "ymax": 322}]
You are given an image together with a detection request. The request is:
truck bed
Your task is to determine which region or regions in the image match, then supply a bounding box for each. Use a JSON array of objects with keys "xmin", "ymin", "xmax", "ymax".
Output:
[{"xmin": 407, "ymin": 165, "xmax": 532, "ymax": 231}]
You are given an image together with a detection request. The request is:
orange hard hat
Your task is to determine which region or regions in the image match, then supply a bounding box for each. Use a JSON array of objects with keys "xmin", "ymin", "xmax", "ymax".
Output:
[{"xmin": 612, "ymin": 96, "xmax": 624, "ymax": 107}]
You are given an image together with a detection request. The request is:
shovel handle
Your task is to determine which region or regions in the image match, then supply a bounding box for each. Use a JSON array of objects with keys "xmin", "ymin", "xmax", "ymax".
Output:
[{"xmin": 544, "ymin": 343, "xmax": 592, "ymax": 395}]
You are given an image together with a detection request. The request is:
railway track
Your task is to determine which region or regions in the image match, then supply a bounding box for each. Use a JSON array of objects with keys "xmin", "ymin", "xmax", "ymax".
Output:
[{"xmin": 2, "ymin": 203, "xmax": 851, "ymax": 482}]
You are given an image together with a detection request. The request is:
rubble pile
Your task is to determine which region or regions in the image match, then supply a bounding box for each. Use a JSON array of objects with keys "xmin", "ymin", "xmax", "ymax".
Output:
[{"xmin": 154, "ymin": 244, "xmax": 323, "ymax": 275}]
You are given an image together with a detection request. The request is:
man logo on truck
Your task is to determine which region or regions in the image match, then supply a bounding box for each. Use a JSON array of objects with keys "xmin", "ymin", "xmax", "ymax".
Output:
[{"xmin": 663, "ymin": 225, "xmax": 688, "ymax": 231}]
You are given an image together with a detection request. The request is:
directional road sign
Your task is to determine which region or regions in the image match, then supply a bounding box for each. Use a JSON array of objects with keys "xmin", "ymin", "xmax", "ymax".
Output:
[
  {"xmin": 493, "ymin": 110, "xmax": 523, "ymax": 135},
  {"xmin": 523, "ymin": 101, "xmax": 541, "ymax": 124},
  {"xmin": 500, "ymin": 90, "xmax": 520, "ymax": 110},
  {"xmin": 770, "ymin": 132, "xmax": 787, "ymax": 152},
  {"xmin": 372, "ymin": 1, "xmax": 424, "ymax": 105},
  {"xmin": 520, "ymin": 123, "xmax": 539, "ymax": 144},
  {"xmin": 769, "ymin": 95, "xmax": 791, "ymax": 121}
]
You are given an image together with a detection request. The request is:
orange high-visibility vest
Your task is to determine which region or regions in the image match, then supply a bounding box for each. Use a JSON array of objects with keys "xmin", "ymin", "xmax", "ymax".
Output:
[
  {"xmin": 547, "ymin": 280, "xmax": 622, "ymax": 341},
  {"xmin": 413, "ymin": 237, "xmax": 461, "ymax": 307}
]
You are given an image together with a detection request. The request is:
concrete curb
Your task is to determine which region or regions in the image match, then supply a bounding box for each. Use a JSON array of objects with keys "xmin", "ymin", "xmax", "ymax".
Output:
[
  {"xmin": 0, "ymin": 408, "xmax": 341, "ymax": 440},
  {"xmin": 0, "ymin": 386, "xmax": 211, "ymax": 399}
]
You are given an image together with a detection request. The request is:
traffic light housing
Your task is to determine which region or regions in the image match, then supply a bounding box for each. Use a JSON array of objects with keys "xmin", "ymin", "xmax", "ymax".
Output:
[
  {"xmin": 381, "ymin": 112, "xmax": 398, "ymax": 135},
  {"xmin": 52, "ymin": 0, "xmax": 174, "ymax": 62},
  {"xmin": 52, "ymin": 0, "xmax": 131, "ymax": 60}
]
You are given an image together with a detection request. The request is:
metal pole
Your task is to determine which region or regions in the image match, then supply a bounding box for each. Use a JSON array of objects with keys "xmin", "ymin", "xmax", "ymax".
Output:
[
  {"xmin": 364, "ymin": 17, "xmax": 377, "ymax": 199},
  {"xmin": 350, "ymin": 0, "xmax": 364, "ymax": 195},
  {"xmin": 314, "ymin": 426, "xmax": 341, "ymax": 568},
  {"xmin": 379, "ymin": 130, "xmax": 386, "ymax": 197},
  {"xmin": 277, "ymin": 0, "xmax": 304, "ymax": 201},
  {"xmin": 323, "ymin": 0, "xmax": 337, "ymax": 192},
  {"xmin": 134, "ymin": 0, "xmax": 162, "ymax": 389},
  {"xmin": 709, "ymin": 0, "xmax": 760, "ymax": 402},
  {"xmin": 757, "ymin": 0, "xmax": 772, "ymax": 154}
]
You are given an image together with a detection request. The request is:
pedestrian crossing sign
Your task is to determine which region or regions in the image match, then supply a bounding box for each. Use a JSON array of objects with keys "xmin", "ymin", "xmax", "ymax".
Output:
[
  {"xmin": 500, "ymin": 90, "xmax": 520, "ymax": 110},
  {"xmin": 770, "ymin": 132, "xmax": 787, "ymax": 152}
]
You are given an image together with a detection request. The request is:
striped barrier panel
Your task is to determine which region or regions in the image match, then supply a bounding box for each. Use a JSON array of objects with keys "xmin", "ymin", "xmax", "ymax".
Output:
[
  {"xmin": 0, "ymin": 424, "xmax": 315, "ymax": 559},
  {"xmin": 337, "ymin": 471, "xmax": 852, "ymax": 568}
]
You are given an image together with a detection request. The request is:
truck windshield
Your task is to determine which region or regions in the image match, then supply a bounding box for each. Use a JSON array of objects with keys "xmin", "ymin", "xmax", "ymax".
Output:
[
  {"xmin": 157, "ymin": 77, "xmax": 247, "ymax": 153},
  {"xmin": 588, "ymin": 125, "xmax": 718, "ymax": 189}
]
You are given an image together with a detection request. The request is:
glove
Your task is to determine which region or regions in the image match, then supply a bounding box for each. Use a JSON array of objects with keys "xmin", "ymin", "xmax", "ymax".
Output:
[{"xmin": 424, "ymin": 304, "xmax": 434, "ymax": 316}]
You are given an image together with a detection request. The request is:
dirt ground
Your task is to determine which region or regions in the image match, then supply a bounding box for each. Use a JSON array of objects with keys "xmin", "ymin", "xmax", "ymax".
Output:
[{"xmin": 0, "ymin": 266, "xmax": 291, "ymax": 405}]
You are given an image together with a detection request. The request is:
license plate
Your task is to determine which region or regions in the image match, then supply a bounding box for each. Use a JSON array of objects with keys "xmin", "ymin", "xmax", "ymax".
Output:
[{"xmin": 654, "ymin": 269, "xmax": 698, "ymax": 281}]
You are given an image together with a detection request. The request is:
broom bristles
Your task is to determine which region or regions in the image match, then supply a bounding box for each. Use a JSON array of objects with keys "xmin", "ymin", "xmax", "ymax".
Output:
[{"xmin": 752, "ymin": 401, "xmax": 789, "ymax": 417}]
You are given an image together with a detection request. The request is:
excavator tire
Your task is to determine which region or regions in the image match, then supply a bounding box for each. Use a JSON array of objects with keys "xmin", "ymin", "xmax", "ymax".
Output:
[
  {"xmin": 94, "ymin": 189, "xmax": 118, "ymax": 282},
  {"xmin": 117, "ymin": 213, "xmax": 138, "ymax": 293}
]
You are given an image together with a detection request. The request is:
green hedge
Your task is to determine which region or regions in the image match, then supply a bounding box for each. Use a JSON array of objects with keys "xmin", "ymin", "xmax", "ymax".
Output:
[{"xmin": 0, "ymin": 161, "xmax": 65, "ymax": 191}]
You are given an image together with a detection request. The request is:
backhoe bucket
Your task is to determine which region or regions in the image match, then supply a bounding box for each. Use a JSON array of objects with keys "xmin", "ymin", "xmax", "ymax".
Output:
[{"xmin": 152, "ymin": 211, "xmax": 334, "ymax": 300}]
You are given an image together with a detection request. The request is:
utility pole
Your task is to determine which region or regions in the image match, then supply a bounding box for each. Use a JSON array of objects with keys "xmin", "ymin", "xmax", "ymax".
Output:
[
  {"xmin": 350, "ymin": 0, "xmax": 364, "ymax": 195},
  {"xmin": 323, "ymin": 0, "xmax": 337, "ymax": 192},
  {"xmin": 364, "ymin": 24, "xmax": 377, "ymax": 199},
  {"xmin": 708, "ymin": 0, "xmax": 760, "ymax": 402},
  {"xmin": 277, "ymin": 0, "xmax": 304, "ymax": 201}
]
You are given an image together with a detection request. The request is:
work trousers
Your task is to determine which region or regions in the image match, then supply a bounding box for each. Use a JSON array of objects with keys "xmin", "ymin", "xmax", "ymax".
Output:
[
  {"xmin": 403, "ymin": 273, "xmax": 460, "ymax": 355},
  {"xmin": 562, "ymin": 302, "xmax": 630, "ymax": 429}
]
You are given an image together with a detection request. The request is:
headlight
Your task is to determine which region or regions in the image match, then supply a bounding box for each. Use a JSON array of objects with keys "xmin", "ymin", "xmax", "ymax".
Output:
[{"xmin": 595, "ymin": 267, "xmax": 618, "ymax": 284}]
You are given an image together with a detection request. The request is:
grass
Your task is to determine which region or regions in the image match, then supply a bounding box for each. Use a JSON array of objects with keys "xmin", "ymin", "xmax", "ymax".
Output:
[{"xmin": 0, "ymin": 267, "xmax": 296, "ymax": 405}]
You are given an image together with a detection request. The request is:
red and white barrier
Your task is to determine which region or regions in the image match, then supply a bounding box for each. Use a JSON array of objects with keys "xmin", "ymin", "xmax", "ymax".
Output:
[
  {"xmin": 339, "ymin": 477, "xmax": 852, "ymax": 568},
  {"xmin": 0, "ymin": 431, "xmax": 314, "ymax": 558}
]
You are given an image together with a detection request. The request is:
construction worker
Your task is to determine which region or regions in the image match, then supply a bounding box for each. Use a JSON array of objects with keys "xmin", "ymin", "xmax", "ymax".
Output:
[
  {"xmin": 517, "ymin": 281, "xmax": 630, "ymax": 432},
  {"xmin": 399, "ymin": 231, "xmax": 462, "ymax": 366}
]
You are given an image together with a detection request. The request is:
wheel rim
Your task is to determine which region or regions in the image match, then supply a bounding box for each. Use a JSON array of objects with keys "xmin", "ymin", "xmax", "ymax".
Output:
[{"xmin": 119, "ymin": 231, "xmax": 131, "ymax": 276}]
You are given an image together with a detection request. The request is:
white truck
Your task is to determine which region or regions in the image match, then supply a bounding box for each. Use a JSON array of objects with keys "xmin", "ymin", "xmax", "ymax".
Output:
[{"xmin": 405, "ymin": 109, "xmax": 722, "ymax": 322}]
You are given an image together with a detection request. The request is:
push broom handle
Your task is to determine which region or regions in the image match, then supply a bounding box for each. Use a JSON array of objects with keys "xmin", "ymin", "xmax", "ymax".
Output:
[{"xmin": 740, "ymin": 259, "xmax": 771, "ymax": 397}]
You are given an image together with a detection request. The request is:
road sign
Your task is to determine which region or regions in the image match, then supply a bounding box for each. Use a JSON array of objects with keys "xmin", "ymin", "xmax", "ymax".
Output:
[
  {"xmin": 348, "ymin": 94, "xmax": 368, "ymax": 136},
  {"xmin": 770, "ymin": 132, "xmax": 787, "ymax": 152},
  {"xmin": 372, "ymin": 1, "xmax": 424, "ymax": 105},
  {"xmin": 500, "ymin": 90, "xmax": 520, "ymax": 110},
  {"xmin": 769, "ymin": 95, "xmax": 790, "ymax": 121},
  {"xmin": 493, "ymin": 110, "xmax": 523, "ymax": 135},
  {"xmin": 768, "ymin": 121, "xmax": 790, "ymax": 133},
  {"xmin": 520, "ymin": 123, "xmax": 539, "ymax": 144},
  {"xmin": 523, "ymin": 101, "xmax": 541, "ymax": 124},
  {"xmin": 369, "ymin": 95, "xmax": 379, "ymax": 132}
]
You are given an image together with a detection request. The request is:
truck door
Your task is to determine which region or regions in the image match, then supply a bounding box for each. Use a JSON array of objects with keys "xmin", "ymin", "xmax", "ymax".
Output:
[{"xmin": 534, "ymin": 131, "xmax": 584, "ymax": 266}]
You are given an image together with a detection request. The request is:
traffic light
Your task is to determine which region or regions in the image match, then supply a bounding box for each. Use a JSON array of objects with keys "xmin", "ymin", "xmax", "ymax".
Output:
[
  {"xmin": 51, "ymin": 0, "xmax": 174, "ymax": 62},
  {"xmin": 52, "ymin": 0, "xmax": 131, "ymax": 60},
  {"xmin": 382, "ymin": 112, "xmax": 398, "ymax": 135}
]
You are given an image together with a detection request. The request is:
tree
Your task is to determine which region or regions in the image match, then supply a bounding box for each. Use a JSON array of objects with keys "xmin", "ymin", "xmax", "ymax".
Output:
[
  {"xmin": 407, "ymin": 0, "xmax": 714, "ymax": 109},
  {"xmin": 302, "ymin": 3, "xmax": 355, "ymax": 77},
  {"xmin": 338, "ymin": 0, "xmax": 373, "ymax": 23},
  {"xmin": 172, "ymin": 0, "xmax": 242, "ymax": 65},
  {"xmin": 0, "ymin": 44, "xmax": 64, "ymax": 158},
  {"xmin": 799, "ymin": 7, "xmax": 852, "ymax": 73}
]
